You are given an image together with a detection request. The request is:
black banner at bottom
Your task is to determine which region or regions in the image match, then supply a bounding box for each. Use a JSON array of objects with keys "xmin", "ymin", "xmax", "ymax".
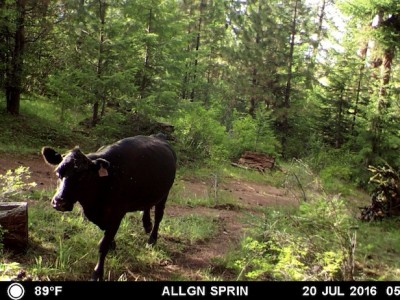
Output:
[{"xmin": 1, "ymin": 281, "xmax": 399, "ymax": 300}]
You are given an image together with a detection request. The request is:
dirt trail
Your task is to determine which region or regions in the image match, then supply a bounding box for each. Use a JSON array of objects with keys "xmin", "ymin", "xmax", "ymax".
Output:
[
  {"xmin": 0, "ymin": 153, "xmax": 57, "ymax": 188},
  {"xmin": 0, "ymin": 153, "xmax": 297, "ymax": 280}
]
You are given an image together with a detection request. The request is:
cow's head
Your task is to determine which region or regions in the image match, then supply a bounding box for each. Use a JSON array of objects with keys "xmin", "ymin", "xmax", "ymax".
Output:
[{"xmin": 42, "ymin": 147, "xmax": 110, "ymax": 211}]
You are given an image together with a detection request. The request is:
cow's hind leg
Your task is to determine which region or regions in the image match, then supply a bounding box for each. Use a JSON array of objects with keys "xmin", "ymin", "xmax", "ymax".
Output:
[
  {"xmin": 147, "ymin": 194, "xmax": 168, "ymax": 245},
  {"xmin": 92, "ymin": 218, "xmax": 122, "ymax": 281},
  {"xmin": 142, "ymin": 209, "xmax": 152, "ymax": 234},
  {"xmin": 110, "ymin": 239, "xmax": 117, "ymax": 251}
]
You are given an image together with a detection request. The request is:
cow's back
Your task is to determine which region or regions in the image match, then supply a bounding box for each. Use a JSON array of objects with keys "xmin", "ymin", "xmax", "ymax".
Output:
[{"xmin": 89, "ymin": 136, "xmax": 176, "ymax": 211}]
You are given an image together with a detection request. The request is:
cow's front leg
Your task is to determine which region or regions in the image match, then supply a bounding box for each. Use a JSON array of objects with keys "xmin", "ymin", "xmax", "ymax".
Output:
[{"xmin": 92, "ymin": 222, "xmax": 121, "ymax": 281}]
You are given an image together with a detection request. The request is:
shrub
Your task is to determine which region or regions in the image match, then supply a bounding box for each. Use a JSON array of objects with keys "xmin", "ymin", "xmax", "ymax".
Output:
[
  {"xmin": 233, "ymin": 196, "xmax": 356, "ymax": 281},
  {"xmin": 91, "ymin": 111, "xmax": 127, "ymax": 145},
  {"xmin": 228, "ymin": 110, "xmax": 280, "ymax": 159},
  {"xmin": 174, "ymin": 103, "xmax": 228, "ymax": 164},
  {"xmin": 305, "ymin": 145, "xmax": 359, "ymax": 194},
  {"xmin": 0, "ymin": 166, "xmax": 37, "ymax": 200}
]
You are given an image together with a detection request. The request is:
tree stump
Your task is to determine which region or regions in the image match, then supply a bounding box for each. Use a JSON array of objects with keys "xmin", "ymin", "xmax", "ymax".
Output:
[{"xmin": 0, "ymin": 202, "xmax": 28, "ymax": 253}]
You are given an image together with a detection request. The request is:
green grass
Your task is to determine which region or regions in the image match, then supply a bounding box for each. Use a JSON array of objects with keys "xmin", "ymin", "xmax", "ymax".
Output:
[
  {"xmin": 169, "ymin": 179, "xmax": 243, "ymax": 210},
  {"xmin": 222, "ymin": 164, "xmax": 286, "ymax": 187},
  {"xmin": 178, "ymin": 162, "xmax": 286, "ymax": 187},
  {"xmin": 26, "ymin": 200, "xmax": 102, "ymax": 280},
  {"xmin": 355, "ymin": 218, "xmax": 400, "ymax": 280},
  {"xmin": 0, "ymin": 97, "xmax": 91, "ymax": 154},
  {"xmin": 1, "ymin": 191, "xmax": 221, "ymax": 281},
  {"xmin": 161, "ymin": 214, "xmax": 219, "ymax": 245}
]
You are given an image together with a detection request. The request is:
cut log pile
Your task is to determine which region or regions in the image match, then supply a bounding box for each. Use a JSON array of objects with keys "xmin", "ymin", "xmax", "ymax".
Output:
[{"xmin": 232, "ymin": 151, "xmax": 275, "ymax": 172}]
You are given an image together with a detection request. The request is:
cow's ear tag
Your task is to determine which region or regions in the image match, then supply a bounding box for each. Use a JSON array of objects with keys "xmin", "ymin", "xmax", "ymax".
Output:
[{"xmin": 98, "ymin": 166, "xmax": 109, "ymax": 177}]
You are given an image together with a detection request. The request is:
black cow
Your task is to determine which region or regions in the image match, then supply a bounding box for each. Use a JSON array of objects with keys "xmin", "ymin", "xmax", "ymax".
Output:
[{"xmin": 42, "ymin": 135, "xmax": 177, "ymax": 281}]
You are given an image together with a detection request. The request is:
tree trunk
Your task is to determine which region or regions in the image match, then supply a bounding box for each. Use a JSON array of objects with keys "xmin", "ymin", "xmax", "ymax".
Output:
[
  {"xmin": 306, "ymin": 0, "xmax": 326, "ymax": 89},
  {"xmin": 371, "ymin": 47, "xmax": 394, "ymax": 155},
  {"xmin": 281, "ymin": 0, "xmax": 300, "ymax": 157},
  {"xmin": 249, "ymin": 17, "xmax": 260, "ymax": 118},
  {"xmin": 0, "ymin": 0, "xmax": 7, "ymax": 89},
  {"xmin": 5, "ymin": 0, "xmax": 26, "ymax": 115},
  {"xmin": 181, "ymin": 5, "xmax": 193, "ymax": 100},
  {"xmin": 335, "ymin": 87, "xmax": 344, "ymax": 148},
  {"xmin": 366, "ymin": 10, "xmax": 396, "ymax": 157},
  {"xmin": 0, "ymin": 202, "xmax": 28, "ymax": 253},
  {"xmin": 139, "ymin": 8, "xmax": 153, "ymax": 100},
  {"xmin": 249, "ymin": 68, "xmax": 258, "ymax": 117},
  {"xmin": 351, "ymin": 42, "xmax": 368, "ymax": 135},
  {"xmin": 283, "ymin": 0, "xmax": 299, "ymax": 109},
  {"xmin": 378, "ymin": 48, "xmax": 394, "ymax": 100},
  {"xmin": 190, "ymin": 0, "xmax": 206, "ymax": 101},
  {"xmin": 92, "ymin": 0, "xmax": 107, "ymax": 126}
]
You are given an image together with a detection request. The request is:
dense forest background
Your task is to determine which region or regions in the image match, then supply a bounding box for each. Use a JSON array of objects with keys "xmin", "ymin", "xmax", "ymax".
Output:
[
  {"xmin": 1, "ymin": 0, "xmax": 400, "ymax": 282},
  {"xmin": 1, "ymin": 0, "xmax": 400, "ymax": 187}
]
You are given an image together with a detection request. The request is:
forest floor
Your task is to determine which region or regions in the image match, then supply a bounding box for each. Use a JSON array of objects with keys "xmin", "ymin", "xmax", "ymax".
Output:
[{"xmin": 0, "ymin": 153, "xmax": 299, "ymax": 281}]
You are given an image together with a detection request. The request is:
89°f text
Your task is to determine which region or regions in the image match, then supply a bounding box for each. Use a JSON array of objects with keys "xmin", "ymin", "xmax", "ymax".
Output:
[
  {"xmin": 303, "ymin": 285, "xmax": 377, "ymax": 297},
  {"xmin": 34, "ymin": 286, "xmax": 63, "ymax": 297}
]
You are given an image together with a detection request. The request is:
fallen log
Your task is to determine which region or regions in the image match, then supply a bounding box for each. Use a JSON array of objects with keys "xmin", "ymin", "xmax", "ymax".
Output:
[{"xmin": 0, "ymin": 202, "xmax": 28, "ymax": 253}]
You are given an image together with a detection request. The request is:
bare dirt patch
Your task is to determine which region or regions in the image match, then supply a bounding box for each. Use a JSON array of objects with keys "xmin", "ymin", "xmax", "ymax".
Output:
[
  {"xmin": 0, "ymin": 153, "xmax": 57, "ymax": 189},
  {"xmin": 159, "ymin": 205, "xmax": 246, "ymax": 280},
  {"xmin": 180, "ymin": 179, "xmax": 210, "ymax": 199},
  {"xmin": 148, "ymin": 178, "xmax": 298, "ymax": 280},
  {"xmin": 221, "ymin": 179, "xmax": 298, "ymax": 208}
]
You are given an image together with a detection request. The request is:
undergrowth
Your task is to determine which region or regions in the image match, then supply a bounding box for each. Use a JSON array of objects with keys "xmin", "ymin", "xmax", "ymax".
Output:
[
  {"xmin": 216, "ymin": 159, "xmax": 400, "ymax": 281},
  {"xmin": 230, "ymin": 196, "xmax": 357, "ymax": 281},
  {"xmin": 0, "ymin": 99, "xmax": 88, "ymax": 153}
]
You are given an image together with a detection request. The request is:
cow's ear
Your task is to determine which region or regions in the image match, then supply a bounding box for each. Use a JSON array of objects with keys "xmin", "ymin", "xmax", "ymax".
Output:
[
  {"xmin": 93, "ymin": 158, "xmax": 110, "ymax": 177},
  {"xmin": 42, "ymin": 147, "xmax": 62, "ymax": 165}
]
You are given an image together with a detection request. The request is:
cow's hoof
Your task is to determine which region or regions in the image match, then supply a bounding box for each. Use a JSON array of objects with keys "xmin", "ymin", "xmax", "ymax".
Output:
[
  {"xmin": 91, "ymin": 271, "xmax": 103, "ymax": 281},
  {"xmin": 147, "ymin": 236, "xmax": 157, "ymax": 246}
]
